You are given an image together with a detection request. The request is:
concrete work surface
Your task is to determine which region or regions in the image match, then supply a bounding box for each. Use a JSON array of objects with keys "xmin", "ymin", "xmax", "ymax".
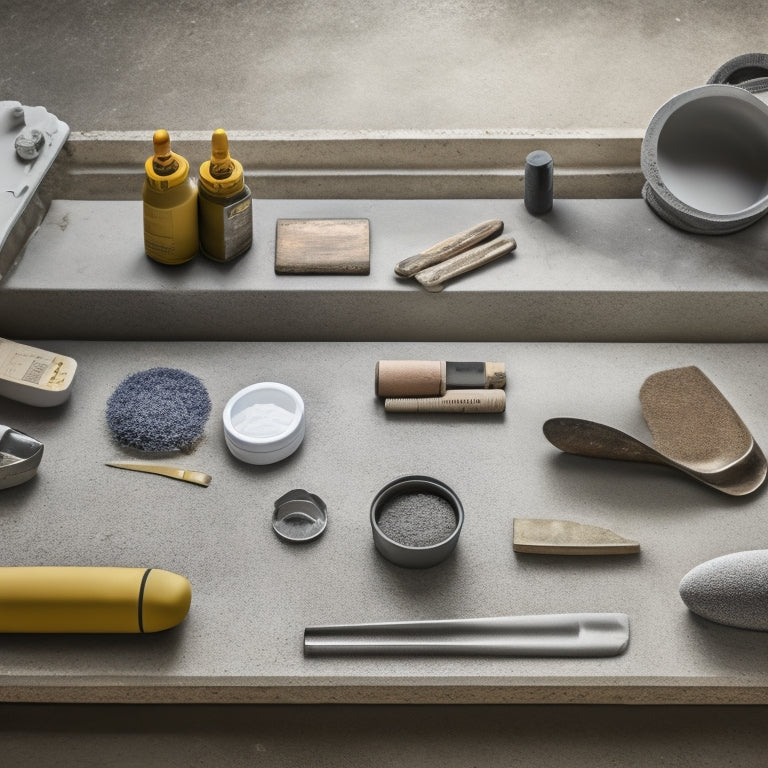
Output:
[
  {"xmin": 1, "ymin": 0, "xmax": 765, "ymax": 134},
  {"xmin": 0, "ymin": 340, "xmax": 767, "ymax": 705},
  {"xmin": 4, "ymin": 198, "xmax": 768, "ymax": 342},
  {"xmin": 3, "ymin": 1, "xmax": 768, "ymax": 765}
]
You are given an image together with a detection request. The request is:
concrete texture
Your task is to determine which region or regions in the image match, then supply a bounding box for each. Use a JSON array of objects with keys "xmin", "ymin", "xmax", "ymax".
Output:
[
  {"xmin": 51, "ymin": 131, "xmax": 649, "ymax": 201},
  {"xmin": 1, "ymin": 0, "xmax": 765, "ymax": 133},
  {"xmin": 3, "ymin": 704, "xmax": 768, "ymax": 767},
  {"xmin": 0, "ymin": 340, "xmax": 767, "ymax": 704},
  {"xmin": 3, "ymin": 198, "xmax": 768, "ymax": 341},
  {"xmin": 3, "ymin": 1, "xmax": 768, "ymax": 760}
]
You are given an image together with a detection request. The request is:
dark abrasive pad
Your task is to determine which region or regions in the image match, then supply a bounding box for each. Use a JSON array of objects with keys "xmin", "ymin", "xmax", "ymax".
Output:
[{"xmin": 106, "ymin": 368, "xmax": 211, "ymax": 452}]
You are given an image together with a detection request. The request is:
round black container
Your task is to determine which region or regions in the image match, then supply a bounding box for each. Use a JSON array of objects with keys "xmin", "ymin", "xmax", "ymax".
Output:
[
  {"xmin": 524, "ymin": 149, "xmax": 554, "ymax": 215},
  {"xmin": 370, "ymin": 475, "xmax": 464, "ymax": 568}
]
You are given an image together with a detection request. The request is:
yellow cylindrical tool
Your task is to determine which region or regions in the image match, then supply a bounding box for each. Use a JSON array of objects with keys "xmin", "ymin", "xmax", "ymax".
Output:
[{"xmin": 0, "ymin": 567, "xmax": 191, "ymax": 633}]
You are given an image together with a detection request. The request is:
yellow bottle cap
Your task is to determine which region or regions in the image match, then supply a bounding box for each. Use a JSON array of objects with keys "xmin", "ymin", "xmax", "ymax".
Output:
[
  {"xmin": 145, "ymin": 129, "xmax": 190, "ymax": 190},
  {"xmin": 199, "ymin": 128, "xmax": 244, "ymax": 196}
]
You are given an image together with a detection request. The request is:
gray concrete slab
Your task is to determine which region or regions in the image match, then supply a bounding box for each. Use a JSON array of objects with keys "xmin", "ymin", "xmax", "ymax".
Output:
[
  {"xmin": 3, "ymin": 198, "xmax": 768, "ymax": 341},
  {"xmin": 1, "ymin": 1, "xmax": 765, "ymax": 133},
  {"xmin": 52, "ymin": 130, "xmax": 648, "ymax": 200},
  {"xmin": 3, "ymin": 704, "xmax": 768, "ymax": 767},
  {"xmin": 3, "ymin": 0, "xmax": 768, "ymax": 753},
  {"xmin": 0, "ymin": 339, "xmax": 766, "ymax": 704}
]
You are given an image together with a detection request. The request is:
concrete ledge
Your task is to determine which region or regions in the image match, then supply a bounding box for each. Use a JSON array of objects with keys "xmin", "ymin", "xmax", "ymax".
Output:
[
  {"xmin": 3, "ymin": 198, "xmax": 768, "ymax": 342},
  {"xmin": 5, "ymin": 703, "xmax": 768, "ymax": 767},
  {"xmin": 49, "ymin": 130, "xmax": 644, "ymax": 200},
  {"xmin": 6, "ymin": 287, "xmax": 768, "ymax": 343},
  {"xmin": 1, "ymin": 677, "xmax": 766, "ymax": 706}
]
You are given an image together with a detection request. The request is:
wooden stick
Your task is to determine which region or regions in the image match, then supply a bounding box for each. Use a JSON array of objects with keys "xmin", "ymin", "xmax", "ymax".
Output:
[
  {"xmin": 414, "ymin": 236, "xmax": 516, "ymax": 292},
  {"xmin": 394, "ymin": 219, "xmax": 504, "ymax": 277}
]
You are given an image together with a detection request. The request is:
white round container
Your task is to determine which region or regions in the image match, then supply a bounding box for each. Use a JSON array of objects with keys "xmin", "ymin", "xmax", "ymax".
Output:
[{"xmin": 222, "ymin": 382, "xmax": 305, "ymax": 465}]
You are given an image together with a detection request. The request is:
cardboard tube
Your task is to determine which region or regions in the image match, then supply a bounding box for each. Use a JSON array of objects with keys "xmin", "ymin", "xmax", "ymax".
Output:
[{"xmin": 375, "ymin": 360, "xmax": 446, "ymax": 397}]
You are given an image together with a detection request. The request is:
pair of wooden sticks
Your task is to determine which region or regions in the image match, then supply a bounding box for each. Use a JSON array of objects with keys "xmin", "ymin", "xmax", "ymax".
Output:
[{"xmin": 394, "ymin": 219, "xmax": 516, "ymax": 291}]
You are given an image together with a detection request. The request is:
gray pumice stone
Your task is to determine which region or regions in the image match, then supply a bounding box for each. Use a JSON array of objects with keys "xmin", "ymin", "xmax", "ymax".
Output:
[{"xmin": 679, "ymin": 550, "xmax": 768, "ymax": 631}]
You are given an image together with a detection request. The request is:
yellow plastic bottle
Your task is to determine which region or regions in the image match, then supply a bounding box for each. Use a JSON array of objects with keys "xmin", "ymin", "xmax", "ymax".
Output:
[
  {"xmin": 198, "ymin": 128, "xmax": 253, "ymax": 262},
  {"xmin": 142, "ymin": 129, "xmax": 199, "ymax": 265}
]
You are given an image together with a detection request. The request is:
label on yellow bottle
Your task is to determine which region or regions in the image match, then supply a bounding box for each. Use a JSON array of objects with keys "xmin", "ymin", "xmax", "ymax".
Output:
[
  {"xmin": 143, "ymin": 194, "xmax": 198, "ymax": 265},
  {"xmin": 143, "ymin": 205, "xmax": 176, "ymax": 261},
  {"xmin": 223, "ymin": 196, "xmax": 253, "ymax": 255}
]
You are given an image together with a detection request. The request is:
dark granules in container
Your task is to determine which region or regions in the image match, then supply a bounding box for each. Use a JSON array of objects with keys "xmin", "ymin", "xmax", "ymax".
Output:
[{"xmin": 376, "ymin": 492, "xmax": 457, "ymax": 547}]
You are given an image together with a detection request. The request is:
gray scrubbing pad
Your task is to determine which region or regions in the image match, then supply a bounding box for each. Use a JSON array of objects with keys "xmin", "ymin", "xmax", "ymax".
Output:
[
  {"xmin": 106, "ymin": 367, "xmax": 211, "ymax": 452},
  {"xmin": 679, "ymin": 550, "xmax": 768, "ymax": 631}
]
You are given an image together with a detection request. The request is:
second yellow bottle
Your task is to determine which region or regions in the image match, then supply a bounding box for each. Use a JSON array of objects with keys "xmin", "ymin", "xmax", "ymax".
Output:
[{"xmin": 198, "ymin": 129, "xmax": 253, "ymax": 262}]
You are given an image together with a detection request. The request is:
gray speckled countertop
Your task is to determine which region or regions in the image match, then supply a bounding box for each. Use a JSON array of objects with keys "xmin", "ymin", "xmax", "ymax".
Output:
[
  {"xmin": 4, "ymin": 198, "xmax": 768, "ymax": 342},
  {"xmin": 0, "ymin": 340, "xmax": 766, "ymax": 703},
  {"xmin": 5, "ymin": 0, "xmax": 768, "ymax": 760}
]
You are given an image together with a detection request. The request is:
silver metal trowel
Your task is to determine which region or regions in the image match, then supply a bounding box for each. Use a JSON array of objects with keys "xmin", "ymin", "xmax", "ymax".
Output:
[{"xmin": 304, "ymin": 612, "xmax": 629, "ymax": 657}]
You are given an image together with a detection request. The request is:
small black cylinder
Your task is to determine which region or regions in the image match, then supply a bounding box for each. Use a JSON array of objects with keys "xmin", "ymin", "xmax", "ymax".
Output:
[{"xmin": 524, "ymin": 150, "xmax": 554, "ymax": 215}]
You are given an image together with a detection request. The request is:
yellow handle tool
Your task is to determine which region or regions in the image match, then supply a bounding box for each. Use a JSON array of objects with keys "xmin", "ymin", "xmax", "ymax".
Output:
[{"xmin": 0, "ymin": 567, "xmax": 191, "ymax": 633}]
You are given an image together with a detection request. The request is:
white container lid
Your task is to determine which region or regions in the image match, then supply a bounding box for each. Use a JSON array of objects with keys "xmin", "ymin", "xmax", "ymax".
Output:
[{"xmin": 222, "ymin": 382, "xmax": 305, "ymax": 464}]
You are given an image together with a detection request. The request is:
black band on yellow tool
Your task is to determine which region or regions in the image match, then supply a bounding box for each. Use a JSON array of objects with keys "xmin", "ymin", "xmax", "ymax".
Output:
[{"xmin": 137, "ymin": 568, "xmax": 153, "ymax": 633}]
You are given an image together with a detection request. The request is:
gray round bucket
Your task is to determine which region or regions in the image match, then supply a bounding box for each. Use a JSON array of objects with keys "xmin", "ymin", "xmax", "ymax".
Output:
[{"xmin": 641, "ymin": 83, "xmax": 768, "ymax": 234}]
